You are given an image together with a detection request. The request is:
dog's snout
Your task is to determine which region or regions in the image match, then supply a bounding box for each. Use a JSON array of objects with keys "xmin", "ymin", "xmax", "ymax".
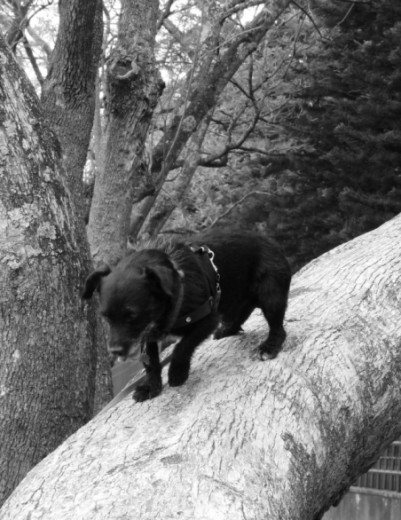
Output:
[
  {"xmin": 108, "ymin": 345, "xmax": 128, "ymax": 366},
  {"xmin": 108, "ymin": 329, "xmax": 131, "ymax": 355},
  {"xmin": 108, "ymin": 338, "xmax": 139, "ymax": 361}
]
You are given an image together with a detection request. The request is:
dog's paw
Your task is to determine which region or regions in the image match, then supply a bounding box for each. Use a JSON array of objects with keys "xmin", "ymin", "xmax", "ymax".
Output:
[
  {"xmin": 259, "ymin": 329, "xmax": 286, "ymax": 360},
  {"xmin": 258, "ymin": 339, "xmax": 284, "ymax": 360},
  {"xmin": 133, "ymin": 382, "xmax": 162, "ymax": 402},
  {"xmin": 259, "ymin": 347, "xmax": 279, "ymax": 361},
  {"xmin": 168, "ymin": 362, "xmax": 190, "ymax": 387}
]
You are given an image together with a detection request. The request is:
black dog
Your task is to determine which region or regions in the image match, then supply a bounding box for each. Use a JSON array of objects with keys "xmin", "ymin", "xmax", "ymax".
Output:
[{"xmin": 83, "ymin": 231, "xmax": 291, "ymax": 401}]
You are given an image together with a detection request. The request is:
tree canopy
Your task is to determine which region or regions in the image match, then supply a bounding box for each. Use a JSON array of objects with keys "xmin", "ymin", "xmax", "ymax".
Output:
[{"xmin": 1, "ymin": 0, "xmax": 400, "ymax": 269}]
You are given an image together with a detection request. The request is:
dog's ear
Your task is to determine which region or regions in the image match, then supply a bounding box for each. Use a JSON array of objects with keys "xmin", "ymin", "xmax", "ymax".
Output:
[
  {"xmin": 145, "ymin": 266, "xmax": 175, "ymax": 297},
  {"xmin": 82, "ymin": 264, "xmax": 111, "ymax": 299}
]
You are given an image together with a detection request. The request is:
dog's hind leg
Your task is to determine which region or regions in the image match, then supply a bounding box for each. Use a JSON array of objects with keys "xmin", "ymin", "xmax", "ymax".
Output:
[
  {"xmin": 257, "ymin": 278, "xmax": 290, "ymax": 359},
  {"xmin": 133, "ymin": 341, "xmax": 162, "ymax": 402},
  {"xmin": 258, "ymin": 305, "xmax": 287, "ymax": 360},
  {"xmin": 168, "ymin": 313, "xmax": 219, "ymax": 387}
]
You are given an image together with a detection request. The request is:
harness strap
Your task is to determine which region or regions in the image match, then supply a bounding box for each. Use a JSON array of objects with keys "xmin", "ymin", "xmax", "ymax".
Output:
[
  {"xmin": 197, "ymin": 245, "xmax": 221, "ymax": 310},
  {"xmin": 140, "ymin": 244, "xmax": 221, "ymax": 363},
  {"xmin": 173, "ymin": 245, "xmax": 221, "ymax": 329}
]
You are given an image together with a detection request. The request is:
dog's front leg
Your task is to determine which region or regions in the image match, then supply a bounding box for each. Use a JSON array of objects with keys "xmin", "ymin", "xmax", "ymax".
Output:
[
  {"xmin": 133, "ymin": 341, "xmax": 162, "ymax": 402},
  {"xmin": 168, "ymin": 314, "xmax": 218, "ymax": 388}
]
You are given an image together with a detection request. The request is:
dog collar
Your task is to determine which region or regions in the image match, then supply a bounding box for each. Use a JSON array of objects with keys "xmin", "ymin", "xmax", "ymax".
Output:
[{"xmin": 173, "ymin": 295, "xmax": 216, "ymax": 328}]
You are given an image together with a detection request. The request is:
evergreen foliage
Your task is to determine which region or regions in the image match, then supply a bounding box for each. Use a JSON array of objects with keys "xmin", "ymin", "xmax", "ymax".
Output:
[
  {"xmin": 168, "ymin": 1, "xmax": 401, "ymax": 271},
  {"xmin": 275, "ymin": 0, "xmax": 401, "ymax": 269}
]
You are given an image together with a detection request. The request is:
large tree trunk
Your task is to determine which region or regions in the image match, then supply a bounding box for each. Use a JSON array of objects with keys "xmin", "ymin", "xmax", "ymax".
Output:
[
  {"xmin": 87, "ymin": 0, "xmax": 164, "ymax": 265},
  {"xmin": 39, "ymin": 0, "xmax": 112, "ymax": 411},
  {"xmin": 0, "ymin": 36, "xmax": 104, "ymax": 505},
  {"xmin": 2, "ymin": 213, "xmax": 401, "ymax": 519},
  {"xmin": 41, "ymin": 0, "xmax": 103, "ymax": 219}
]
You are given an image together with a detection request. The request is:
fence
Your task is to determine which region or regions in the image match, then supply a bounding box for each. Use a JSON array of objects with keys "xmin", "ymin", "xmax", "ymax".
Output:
[{"xmin": 354, "ymin": 439, "xmax": 401, "ymax": 494}]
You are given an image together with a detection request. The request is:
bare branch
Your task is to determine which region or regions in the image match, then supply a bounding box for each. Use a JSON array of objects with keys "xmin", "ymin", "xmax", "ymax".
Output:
[
  {"xmin": 151, "ymin": 0, "xmax": 293, "ymax": 178},
  {"xmin": 22, "ymin": 34, "xmax": 43, "ymax": 85},
  {"xmin": 157, "ymin": 0, "xmax": 175, "ymax": 31},
  {"xmin": 219, "ymin": 0, "xmax": 265, "ymax": 23},
  {"xmin": 210, "ymin": 190, "xmax": 271, "ymax": 228},
  {"xmin": 5, "ymin": 0, "xmax": 34, "ymax": 51},
  {"xmin": 162, "ymin": 18, "xmax": 196, "ymax": 59},
  {"xmin": 25, "ymin": 25, "xmax": 52, "ymax": 58},
  {"xmin": 199, "ymin": 104, "xmax": 260, "ymax": 167},
  {"xmin": 290, "ymin": 0, "xmax": 324, "ymax": 38}
]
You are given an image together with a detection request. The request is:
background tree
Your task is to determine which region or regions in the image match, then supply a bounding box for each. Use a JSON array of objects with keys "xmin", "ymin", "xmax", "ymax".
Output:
[
  {"xmin": 2, "ymin": 212, "xmax": 401, "ymax": 519},
  {"xmin": 87, "ymin": 0, "xmax": 293, "ymax": 262},
  {"xmin": 87, "ymin": 0, "xmax": 164, "ymax": 265},
  {"xmin": 41, "ymin": 0, "xmax": 103, "ymax": 220},
  {"xmin": 0, "ymin": 0, "xmax": 56, "ymax": 85},
  {"xmin": 264, "ymin": 0, "xmax": 401, "ymax": 269},
  {"xmin": 38, "ymin": 0, "xmax": 113, "ymax": 410},
  {"xmin": 0, "ymin": 0, "xmax": 115, "ymax": 506},
  {"xmin": 149, "ymin": 0, "xmax": 401, "ymax": 272},
  {"xmin": 4, "ymin": 2, "xmax": 399, "ymax": 275},
  {"xmin": 0, "ymin": 35, "xmax": 101, "ymax": 505}
]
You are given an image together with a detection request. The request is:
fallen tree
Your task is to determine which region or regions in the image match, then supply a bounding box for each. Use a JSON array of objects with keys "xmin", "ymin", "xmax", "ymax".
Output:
[{"xmin": 2, "ymin": 214, "xmax": 401, "ymax": 520}]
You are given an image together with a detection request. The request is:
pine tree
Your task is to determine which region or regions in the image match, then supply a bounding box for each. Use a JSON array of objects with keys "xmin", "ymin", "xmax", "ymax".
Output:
[{"xmin": 271, "ymin": 0, "xmax": 401, "ymax": 268}]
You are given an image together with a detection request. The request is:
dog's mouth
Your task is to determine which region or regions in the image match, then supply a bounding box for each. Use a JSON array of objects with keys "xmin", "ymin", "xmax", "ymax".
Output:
[
  {"xmin": 112, "ymin": 353, "xmax": 127, "ymax": 364},
  {"xmin": 108, "ymin": 321, "xmax": 159, "ymax": 364}
]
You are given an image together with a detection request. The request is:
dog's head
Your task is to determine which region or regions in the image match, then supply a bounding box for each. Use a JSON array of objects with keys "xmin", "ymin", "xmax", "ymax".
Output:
[{"xmin": 83, "ymin": 251, "xmax": 178, "ymax": 359}]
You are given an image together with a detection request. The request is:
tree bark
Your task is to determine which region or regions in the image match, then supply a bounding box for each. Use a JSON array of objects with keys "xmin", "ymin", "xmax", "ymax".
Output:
[
  {"xmin": 2, "ymin": 213, "xmax": 401, "ymax": 519},
  {"xmin": 87, "ymin": 0, "xmax": 164, "ymax": 265},
  {"xmin": 41, "ymin": 0, "xmax": 103, "ymax": 219},
  {"xmin": 39, "ymin": 0, "xmax": 113, "ymax": 412},
  {"xmin": 5, "ymin": 0, "xmax": 32, "ymax": 52},
  {"xmin": 0, "ymin": 35, "xmax": 107, "ymax": 505}
]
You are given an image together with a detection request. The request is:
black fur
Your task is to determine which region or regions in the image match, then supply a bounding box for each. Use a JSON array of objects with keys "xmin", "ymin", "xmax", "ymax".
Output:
[{"xmin": 83, "ymin": 231, "xmax": 291, "ymax": 401}]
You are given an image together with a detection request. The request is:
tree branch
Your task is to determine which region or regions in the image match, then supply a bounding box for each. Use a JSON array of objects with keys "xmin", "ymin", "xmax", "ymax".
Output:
[
  {"xmin": 22, "ymin": 34, "xmax": 43, "ymax": 85},
  {"xmin": 149, "ymin": 0, "xmax": 293, "ymax": 198},
  {"xmin": 210, "ymin": 190, "xmax": 270, "ymax": 227},
  {"xmin": 157, "ymin": 0, "xmax": 176, "ymax": 31},
  {"xmin": 3, "ymin": 214, "xmax": 401, "ymax": 519}
]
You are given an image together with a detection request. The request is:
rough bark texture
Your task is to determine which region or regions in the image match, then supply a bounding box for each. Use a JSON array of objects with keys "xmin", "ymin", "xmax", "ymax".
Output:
[
  {"xmin": 0, "ymin": 36, "xmax": 103, "ymax": 505},
  {"xmin": 87, "ymin": 0, "xmax": 164, "ymax": 265},
  {"xmin": 2, "ymin": 214, "xmax": 401, "ymax": 519},
  {"xmin": 39, "ymin": 0, "xmax": 113, "ymax": 411},
  {"xmin": 41, "ymin": 0, "xmax": 103, "ymax": 219}
]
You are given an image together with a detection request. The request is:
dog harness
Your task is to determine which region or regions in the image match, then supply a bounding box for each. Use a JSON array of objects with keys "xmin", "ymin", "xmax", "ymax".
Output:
[
  {"xmin": 139, "ymin": 244, "xmax": 221, "ymax": 365},
  {"xmin": 173, "ymin": 245, "xmax": 221, "ymax": 328}
]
